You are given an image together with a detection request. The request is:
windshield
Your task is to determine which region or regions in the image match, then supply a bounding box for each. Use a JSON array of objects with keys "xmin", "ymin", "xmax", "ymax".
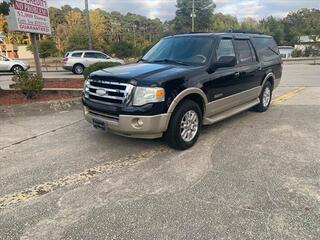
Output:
[{"xmin": 142, "ymin": 36, "xmax": 214, "ymax": 66}]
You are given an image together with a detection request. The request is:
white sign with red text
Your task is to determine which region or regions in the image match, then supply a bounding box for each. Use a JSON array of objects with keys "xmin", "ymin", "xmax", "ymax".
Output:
[{"xmin": 6, "ymin": 0, "xmax": 51, "ymax": 35}]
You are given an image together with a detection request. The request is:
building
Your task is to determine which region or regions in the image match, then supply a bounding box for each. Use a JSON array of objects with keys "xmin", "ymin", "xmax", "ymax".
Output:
[{"xmin": 295, "ymin": 35, "xmax": 320, "ymax": 53}]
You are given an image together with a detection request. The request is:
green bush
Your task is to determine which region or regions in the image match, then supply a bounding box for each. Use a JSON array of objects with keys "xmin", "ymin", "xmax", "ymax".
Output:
[
  {"xmin": 12, "ymin": 72, "xmax": 44, "ymax": 99},
  {"xmin": 83, "ymin": 62, "xmax": 122, "ymax": 79}
]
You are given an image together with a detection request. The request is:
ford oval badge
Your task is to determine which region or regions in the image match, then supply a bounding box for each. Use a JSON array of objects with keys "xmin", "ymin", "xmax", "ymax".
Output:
[{"xmin": 96, "ymin": 89, "xmax": 107, "ymax": 96}]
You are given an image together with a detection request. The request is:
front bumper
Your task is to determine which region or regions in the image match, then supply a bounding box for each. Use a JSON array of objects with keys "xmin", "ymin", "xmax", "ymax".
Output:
[{"xmin": 83, "ymin": 106, "xmax": 171, "ymax": 139}]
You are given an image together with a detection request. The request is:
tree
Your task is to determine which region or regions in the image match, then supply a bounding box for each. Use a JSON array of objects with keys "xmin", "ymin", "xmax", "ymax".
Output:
[
  {"xmin": 66, "ymin": 27, "xmax": 88, "ymax": 51},
  {"xmin": 27, "ymin": 39, "xmax": 58, "ymax": 70},
  {"xmin": 210, "ymin": 13, "xmax": 239, "ymax": 32},
  {"xmin": 0, "ymin": 1, "xmax": 11, "ymax": 15},
  {"xmin": 283, "ymin": 8, "xmax": 320, "ymax": 45},
  {"xmin": 174, "ymin": 0, "xmax": 216, "ymax": 33},
  {"xmin": 110, "ymin": 41, "xmax": 139, "ymax": 58},
  {"xmin": 259, "ymin": 16, "xmax": 285, "ymax": 45},
  {"xmin": 240, "ymin": 17, "xmax": 259, "ymax": 32}
]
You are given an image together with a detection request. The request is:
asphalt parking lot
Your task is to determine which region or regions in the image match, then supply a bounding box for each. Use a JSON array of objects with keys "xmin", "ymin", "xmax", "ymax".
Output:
[{"xmin": 0, "ymin": 64, "xmax": 320, "ymax": 239}]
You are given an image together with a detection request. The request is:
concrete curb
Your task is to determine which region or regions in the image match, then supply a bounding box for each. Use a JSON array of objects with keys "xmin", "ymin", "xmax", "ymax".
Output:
[{"xmin": 0, "ymin": 98, "xmax": 82, "ymax": 118}]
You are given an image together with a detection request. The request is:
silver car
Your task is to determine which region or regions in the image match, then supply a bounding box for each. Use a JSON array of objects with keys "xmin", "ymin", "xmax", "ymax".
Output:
[
  {"xmin": 0, "ymin": 55, "xmax": 30, "ymax": 74},
  {"xmin": 63, "ymin": 50, "xmax": 125, "ymax": 75}
]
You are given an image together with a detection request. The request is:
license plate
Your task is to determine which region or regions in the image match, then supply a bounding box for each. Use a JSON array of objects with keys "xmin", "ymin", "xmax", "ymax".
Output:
[{"xmin": 92, "ymin": 119, "xmax": 107, "ymax": 131}]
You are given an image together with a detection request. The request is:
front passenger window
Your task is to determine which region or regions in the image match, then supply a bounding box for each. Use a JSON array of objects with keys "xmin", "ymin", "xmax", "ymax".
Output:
[{"xmin": 216, "ymin": 39, "xmax": 235, "ymax": 61}]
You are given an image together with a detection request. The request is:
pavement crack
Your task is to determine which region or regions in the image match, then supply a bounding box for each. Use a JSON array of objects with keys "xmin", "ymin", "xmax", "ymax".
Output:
[
  {"xmin": 0, "ymin": 119, "xmax": 84, "ymax": 151},
  {"xmin": 0, "ymin": 146, "xmax": 169, "ymax": 209}
]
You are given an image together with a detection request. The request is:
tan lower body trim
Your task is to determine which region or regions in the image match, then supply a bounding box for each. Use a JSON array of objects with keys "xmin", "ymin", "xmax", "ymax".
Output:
[{"xmin": 205, "ymin": 86, "xmax": 261, "ymax": 117}]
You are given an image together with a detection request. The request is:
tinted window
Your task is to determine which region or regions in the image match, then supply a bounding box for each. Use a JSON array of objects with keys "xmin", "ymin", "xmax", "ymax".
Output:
[
  {"xmin": 216, "ymin": 39, "xmax": 235, "ymax": 60},
  {"xmin": 84, "ymin": 52, "xmax": 97, "ymax": 58},
  {"xmin": 143, "ymin": 36, "xmax": 214, "ymax": 65},
  {"xmin": 0, "ymin": 55, "xmax": 8, "ymax": 61},
  {"xmin": 234, "ymin": 40, "xmax": 254, "ymax": 64},
  {"xmin": 253, "ymin": 37, "xmax": 279, "ymax": 61},
  {"xmin": 95, "ymin": 53, "xmax": 108, "ymax": 59},
  {"xmin": 71, "ymin": 52, "xmax": 82, "ymax": 58}
]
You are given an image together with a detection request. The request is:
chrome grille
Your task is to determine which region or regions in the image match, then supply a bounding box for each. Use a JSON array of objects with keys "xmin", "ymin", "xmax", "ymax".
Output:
[{"xmin": 85, "ymin": 79, "xmax": 134, "ymax": 105}]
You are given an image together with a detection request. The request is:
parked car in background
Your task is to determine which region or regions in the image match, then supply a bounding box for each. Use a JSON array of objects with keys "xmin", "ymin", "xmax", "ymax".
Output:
[
  {"xmin": 63, "ymin": 51, "xmax": 125, "ymax": 75},
  {"xmin": 0, "ymin": 55, "xmax": 30, "ymax": 74}
]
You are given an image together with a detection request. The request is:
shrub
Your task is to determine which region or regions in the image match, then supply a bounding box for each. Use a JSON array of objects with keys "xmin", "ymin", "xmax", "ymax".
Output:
[
  {"xmin": 12, "ymin": 72, "xmax": 44, "ymax": 99},
  {"xmin": 83, "ymin": 62, "xmax": 121, "ymax": 79}
]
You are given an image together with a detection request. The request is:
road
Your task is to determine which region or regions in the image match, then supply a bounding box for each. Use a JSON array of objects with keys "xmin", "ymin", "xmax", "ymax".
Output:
[{"xmin": 1, "ymin": 64, "xmax": 320, "ymax": 239}]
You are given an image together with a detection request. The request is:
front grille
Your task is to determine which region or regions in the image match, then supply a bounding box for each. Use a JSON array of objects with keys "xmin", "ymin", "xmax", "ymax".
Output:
[{"xmin": 85, "ymin": 79, "xmax": 134, "ymax": 105}]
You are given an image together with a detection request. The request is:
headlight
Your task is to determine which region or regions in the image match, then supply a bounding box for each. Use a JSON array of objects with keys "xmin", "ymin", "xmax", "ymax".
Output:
[{"xmin": 133, "ymin": 87, "xmax": 165, "ymax": 106}]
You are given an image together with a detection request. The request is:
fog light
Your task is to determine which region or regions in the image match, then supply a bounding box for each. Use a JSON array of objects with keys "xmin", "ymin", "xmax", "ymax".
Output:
[{"xmin": 132, "ymin": 118, "xmax": 144, "ymax": 128}]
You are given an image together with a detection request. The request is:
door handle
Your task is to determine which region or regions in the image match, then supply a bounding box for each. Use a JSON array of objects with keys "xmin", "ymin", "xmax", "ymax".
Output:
[{"xmin": 234, "ymin": 72, "xmax": 240, "ymax": 77}]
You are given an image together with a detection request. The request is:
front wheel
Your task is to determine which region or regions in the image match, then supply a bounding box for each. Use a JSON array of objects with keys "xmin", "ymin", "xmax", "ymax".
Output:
[
  {"xmin": 165, "ymin": 99, "xmax": 202, "ymax": 150},
  {"xmin": 253, "ymin": 81, "xmax": 272, "ymax": 112},
  {"xmin": 11, "ymin": 65, "xmax": 24, "ymax": 74}
]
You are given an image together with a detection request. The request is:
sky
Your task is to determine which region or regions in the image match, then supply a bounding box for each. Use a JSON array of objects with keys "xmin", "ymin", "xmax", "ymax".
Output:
[{"xmin": 48, "ymin": 0, "xmax": 320, "ymax": 21}]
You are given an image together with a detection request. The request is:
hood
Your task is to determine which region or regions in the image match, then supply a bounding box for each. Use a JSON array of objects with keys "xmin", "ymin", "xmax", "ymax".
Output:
[
  {"xmin": 90, "ymin": 63, "xmax": 202, "ymax": 86},
  {"xmin": 11, "ymin": 59, "xmax": 28, "ymax": 65}
]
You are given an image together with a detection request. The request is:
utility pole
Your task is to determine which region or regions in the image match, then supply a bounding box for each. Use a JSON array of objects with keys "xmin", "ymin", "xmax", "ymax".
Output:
[
  {"xmin": 85, "ymin": 0, "xmax": 93, "ymax": 50},
  {"xmin": 191, "ymin": 0, "xmax": 195, "ymax": 32}
]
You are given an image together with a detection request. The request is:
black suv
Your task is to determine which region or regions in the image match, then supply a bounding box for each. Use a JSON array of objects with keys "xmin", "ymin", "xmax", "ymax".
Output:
[{"xmin": 82, "ymin": 32, "xmax": 282, "ymax": 150}]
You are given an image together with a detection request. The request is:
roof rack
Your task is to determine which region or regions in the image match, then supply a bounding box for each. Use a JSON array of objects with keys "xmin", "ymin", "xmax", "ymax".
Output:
[{"xmin": 227, "ymin": 29, "xmax": 265, "ymax": 35}]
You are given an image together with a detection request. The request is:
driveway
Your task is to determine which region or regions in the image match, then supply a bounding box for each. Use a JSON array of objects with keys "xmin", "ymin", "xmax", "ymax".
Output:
[{"xmin": 0, "ymin": 64, "xmax": 319, "ymax": 239}]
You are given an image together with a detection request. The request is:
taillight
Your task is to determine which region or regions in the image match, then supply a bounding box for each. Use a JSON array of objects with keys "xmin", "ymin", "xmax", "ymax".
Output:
[{"xmin": 63, "ymin": 57, "xmax": 68, "ymax": 62}]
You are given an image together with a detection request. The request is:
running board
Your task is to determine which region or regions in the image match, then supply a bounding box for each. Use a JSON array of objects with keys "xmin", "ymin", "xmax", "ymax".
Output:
[{"xmin": 203, "ymin": 98, "xmax": 260, "ymax": 125}]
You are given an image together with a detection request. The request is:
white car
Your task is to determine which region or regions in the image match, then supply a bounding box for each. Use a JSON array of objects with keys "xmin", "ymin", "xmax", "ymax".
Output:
[
  {"xmin": 63, "ymin": 50, "xmax": 125, "ymax": 75},
  {"xmin": 0, "ymin": 55, "xmax": 30, "ymax": 74}
]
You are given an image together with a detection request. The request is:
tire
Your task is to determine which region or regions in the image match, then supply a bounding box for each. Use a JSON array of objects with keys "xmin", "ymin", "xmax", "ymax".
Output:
[
  {"xmin": 11, "ymin": 65, "xmax": 24, "ymax": 74},
  {"xmin": 253, "ymin": 81, "xmax": 272, "ymax": 112},
  {"xmin": 165, "ymin": 99, "xmax": 202, "ymax": 150},
  {"xmin": 73, "ymin": 64, "xmax": 84, "ymax": 75}
]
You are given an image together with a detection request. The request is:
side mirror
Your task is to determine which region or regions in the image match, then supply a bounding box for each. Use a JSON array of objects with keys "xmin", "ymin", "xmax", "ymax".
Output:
[{"xmin": 214, "ymin": 56, "xmax": 236, "ymax": 68}]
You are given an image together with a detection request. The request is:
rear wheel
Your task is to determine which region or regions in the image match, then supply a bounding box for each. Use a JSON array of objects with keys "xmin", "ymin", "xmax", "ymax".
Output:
[
  {"xmin": 73, "ymin": 64, "xmax": 84, "ymax": 75},
  {"xmin": 165, "ymin": 99, "xmax": 202, "ymax": 150},
  {"xmin": 11, "ymin": 65, "xmax": 24, "ymax": 74},
  {"xmin": 253, "ymin": 81, "xmax": 272, "ymax": 112}
]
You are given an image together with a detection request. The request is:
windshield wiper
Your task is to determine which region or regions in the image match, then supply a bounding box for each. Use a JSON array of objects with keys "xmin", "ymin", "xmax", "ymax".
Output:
[
  {"xmin": 138, "ymin": 58, "xmax": 151, "ymax": 63},
  {"xmin": 150, "ymin": 59, "xmax": 190, "ymax": 66}
]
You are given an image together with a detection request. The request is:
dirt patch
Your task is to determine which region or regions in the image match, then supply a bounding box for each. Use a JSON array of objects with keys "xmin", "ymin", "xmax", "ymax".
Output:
[
  {"xmin": 0, "ymin": 91, "xmax": 76, "ymax": 106},
  {"xmin": 43, "ymin": 79, "xmax": 84, "ymax": 89}
]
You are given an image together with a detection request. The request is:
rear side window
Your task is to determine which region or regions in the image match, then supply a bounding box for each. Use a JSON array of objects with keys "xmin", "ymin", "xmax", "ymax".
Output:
[
  {"xmin": 216, "ymin": 39, "xmax": 235, "ymax": 60},
  {"xmin": 84, "ymin": 52, "xmax": 97, "ymax": 58},
  {"xmin": 71, "ymin": 52, "xmax": 82, "ymax": 58},
  {"xmin": 234, "ymin": 40, "xmax": 255, "ymax": 64},
  {"xmin": 253, "ymin": 37, "xmax": 279, "ymax": 61},
  {"xmin": 95, "ymin": 53, "xmax": 108, "ymax": 59}
]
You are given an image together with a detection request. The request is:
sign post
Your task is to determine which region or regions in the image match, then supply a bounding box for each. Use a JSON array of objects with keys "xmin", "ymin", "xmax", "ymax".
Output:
[
  {"xmin": 6, "ymin": 0, "xmax": 52, "ymax": 77},
  {"xmin": 30, "ymin": 33, "xmax": 42, "ymax": 77}
]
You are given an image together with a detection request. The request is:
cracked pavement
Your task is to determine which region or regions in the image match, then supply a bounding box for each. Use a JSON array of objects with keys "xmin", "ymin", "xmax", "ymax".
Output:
[{"xmin": 0, "ymin": 64, "xmax": 320, "ymax": 239}]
